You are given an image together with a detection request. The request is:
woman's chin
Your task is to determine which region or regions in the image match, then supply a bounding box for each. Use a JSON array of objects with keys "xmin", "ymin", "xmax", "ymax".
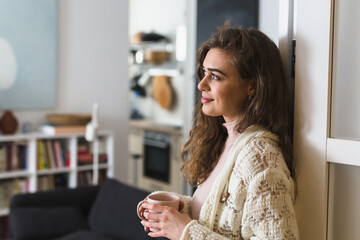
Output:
[{"xmin": 201, "ymin": 108, "xmax": 219, "ymax": 117}]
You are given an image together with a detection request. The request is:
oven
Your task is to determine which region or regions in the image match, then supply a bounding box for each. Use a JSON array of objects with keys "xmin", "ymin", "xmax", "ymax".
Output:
[
  {"xmin": 143, "ymin": 131, "xmax": 171, "ymax": 183},
  {"xmin": 128, "ymin": 122, "xmax": 184, "ymax": 193}
]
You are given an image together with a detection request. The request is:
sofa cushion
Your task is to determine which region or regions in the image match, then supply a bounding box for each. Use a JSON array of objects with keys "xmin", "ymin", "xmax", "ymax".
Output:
[
  {"xmin": 10, "ymin": 185, "xmax": 99, "ymax": 218},
  {"xmin": 88, "ymin": 178, "xmax": 153, "ymax": 240},
  {"xmin": 56, "ymin": 230, "xmax": 114, "ymax": 240},
  {"xmin": 10, "ymin": 207, "xmax": 88, "ymax": 240}
]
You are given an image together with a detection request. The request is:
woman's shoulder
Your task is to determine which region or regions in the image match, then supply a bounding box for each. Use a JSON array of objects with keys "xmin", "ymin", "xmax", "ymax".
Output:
[
  {"xmin": 232, "ymin": 133, "xmax": 290, "ymax": 181},
  {"xmin": 232, "ymin": 125, "xmax": 281, "ymax": 161}
]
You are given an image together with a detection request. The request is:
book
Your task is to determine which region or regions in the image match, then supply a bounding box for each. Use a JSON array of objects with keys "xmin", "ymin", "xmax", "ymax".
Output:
[
  {"xmin": 5, "ymin": 144, "xmax": 11, "ymax": 171},
  {"xmin": 46, "ymin": 140, "xmax": 56, "ymax": 169},
  {"xmin": 0, "ymin": 145, "xmax": 5, "ymax": 172},
  {"xmin": 18, "ymin": 144, "xmax": 27, "ymax": 170},
  {"xmin": 53, "ymin": 141, "xmax": 64, "ymax": 168},
  {"xmin": 37, "ymin": 140, "xmax": 45, "ymax": 170},
  {"xmin": 39, "ymin": 125, "xmax": 87, "ymax": 135},
  {"xmin": 37, "ymin": 175, "xmax": 55, "ymax": 191}
]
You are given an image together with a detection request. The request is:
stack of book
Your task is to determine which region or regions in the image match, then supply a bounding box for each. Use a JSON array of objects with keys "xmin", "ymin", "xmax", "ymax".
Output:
[
  {"xmin": 0, "ymin": 142, "xmax": 27, "ymax": 172},
  {"xmin": 0, "ymin": 179, "xmax": 29, "ymax": 209},
  {"xmin": 39, "ymin": 125, "xmax": 87, "ymax": 135},
  {"xmin": 37, "ymin": 140, "xmax": 68, "ymax": 170},
  {"xmin": 37, "ymin": 174, "xmax": 68, "ymax": 191},
  {"xmin": 76, "ymin": 139, "xmax": 107, "ymax": 165},
  {"xmin": 77, "ymin": 171, "xmax": 93, "ymax": 187},
  {"xmin": 39, "ymin": 113, "xmax": 92, "ymax": 135}
]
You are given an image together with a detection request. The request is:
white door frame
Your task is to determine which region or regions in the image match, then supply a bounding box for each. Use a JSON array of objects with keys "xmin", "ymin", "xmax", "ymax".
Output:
[{"xmin": 293, "ymin": 0, "xmax": 332, "ymax": 239}]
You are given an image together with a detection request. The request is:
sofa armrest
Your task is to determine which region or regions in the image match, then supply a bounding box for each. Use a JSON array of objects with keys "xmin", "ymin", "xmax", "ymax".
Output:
[{"xmin": 10, "ymin": 185, "xmax": 99, "ymax": 218}]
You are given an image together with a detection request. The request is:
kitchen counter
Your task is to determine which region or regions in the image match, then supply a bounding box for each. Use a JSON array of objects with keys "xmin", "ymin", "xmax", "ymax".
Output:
[{"xmin": 129, "ymin": 119, "xmax": 182, "ymax": 136}]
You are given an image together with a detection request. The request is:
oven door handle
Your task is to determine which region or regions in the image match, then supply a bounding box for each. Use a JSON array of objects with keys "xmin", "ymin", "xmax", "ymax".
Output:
[{"xmin": 144, "ymin": 139, "xmax": 169, "ymax": 149}]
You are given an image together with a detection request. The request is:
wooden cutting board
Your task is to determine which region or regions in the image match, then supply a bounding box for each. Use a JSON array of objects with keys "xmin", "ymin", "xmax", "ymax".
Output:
[{"xmin": 152, "ymin": 76, "xmax": 173, "ymax": 109}]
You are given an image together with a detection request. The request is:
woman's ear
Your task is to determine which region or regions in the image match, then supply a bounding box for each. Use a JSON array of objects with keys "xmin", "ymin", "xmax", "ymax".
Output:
[{"xmin": 247, "ymin": 80, "xmax": 256, "ymax": 96}]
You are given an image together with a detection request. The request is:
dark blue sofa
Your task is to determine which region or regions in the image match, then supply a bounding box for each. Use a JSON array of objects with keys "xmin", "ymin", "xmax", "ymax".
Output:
[{"xmin": 9, "ymin": 178, "xmax": 166, "ymax": 240}]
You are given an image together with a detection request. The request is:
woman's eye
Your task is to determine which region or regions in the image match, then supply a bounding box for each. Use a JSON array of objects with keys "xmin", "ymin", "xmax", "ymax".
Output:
[
  {"xmin": 211, "ymin": 73, "xmax": 220, "ymax": 80},
  {"xmin": 202, "ymin": 68, "xmax": 220, "ymax": 80}
]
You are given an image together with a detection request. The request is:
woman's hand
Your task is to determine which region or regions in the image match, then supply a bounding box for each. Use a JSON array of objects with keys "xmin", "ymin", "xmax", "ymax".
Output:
[
  {"xmin": 140, "ymin": 201, "xmax": 191, "ymax": 240},
  {"xmin": 138, "ymin": 197, "xmax": 149, "ymax": 232}
]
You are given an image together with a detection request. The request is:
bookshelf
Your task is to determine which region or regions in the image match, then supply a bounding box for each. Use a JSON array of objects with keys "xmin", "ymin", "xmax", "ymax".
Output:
[{"xmin": 0, "ymin": 130, "xmax": 114, "ymax": 217}]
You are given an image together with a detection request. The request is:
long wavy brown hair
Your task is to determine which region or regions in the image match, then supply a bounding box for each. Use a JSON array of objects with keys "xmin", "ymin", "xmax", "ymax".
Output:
[{"xmin": 180, "ymin": 25, "xmax": 294, "ymax": 186}]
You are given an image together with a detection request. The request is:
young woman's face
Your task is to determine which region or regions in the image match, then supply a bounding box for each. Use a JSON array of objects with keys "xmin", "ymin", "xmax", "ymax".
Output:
[{"xmin": 198, "ymin": 48, "xmax": 253, "ymax": 122}]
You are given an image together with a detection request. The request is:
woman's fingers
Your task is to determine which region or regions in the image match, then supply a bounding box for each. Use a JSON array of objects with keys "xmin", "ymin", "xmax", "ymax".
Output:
[
  {"xmin": 141, "ymin": 220, "xmax": 161, "ymax": 230},
  {"xmin": 139, "ymin": 196, "xmax": 151, "ymax": 233},
  {"xmin": 140, "ymin": 202, "xmax": 190, "ymax": 239},
  {"xmin": 141, "ymin": 202, "xmax": 166, "ymax": 214},
  {"xmin": 148, "ymin": 230, "xmax": 166, "ymax": 238},
  {"xmin": 143, "ymin": 209, "xmax": 167, "ymax": 221}
]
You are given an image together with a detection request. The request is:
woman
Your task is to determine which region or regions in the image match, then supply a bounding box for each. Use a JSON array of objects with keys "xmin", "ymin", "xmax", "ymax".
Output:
[{"xmin": 139, "ymin": 25, "xmax": 299, "ymax": 240}]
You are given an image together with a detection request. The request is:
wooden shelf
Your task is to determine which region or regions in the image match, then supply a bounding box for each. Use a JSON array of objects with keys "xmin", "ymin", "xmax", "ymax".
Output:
[
  {"xmin": 0, "ymin": 170, "xmax": 30, "ymax": 180},
  {"xmin": 0, "ymin": 130, "xmax": 113, "ymax": 142},
  {"xmin": 98, "ymin": 163, "xmax": 109, "ymax": 169},
  {"xmin": 36, "ymin": 168, "xmax": 72, "ymax": 176},
  {"xmin": 77, "ymin": 165, "xmax": 94, "ymax": 172}
]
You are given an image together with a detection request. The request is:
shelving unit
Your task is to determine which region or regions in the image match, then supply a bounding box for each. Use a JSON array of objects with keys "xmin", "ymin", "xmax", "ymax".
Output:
[
  {"xmin": 0, "ymin": 130, "xmax": 114, "ymax": 216},
  {"xmin": 128, "ymin": 39, "xmax": 185, "ymax": 122},
  {"xmin": 129, "ymin": 41, "xmax": 182, "ymax": 77}
]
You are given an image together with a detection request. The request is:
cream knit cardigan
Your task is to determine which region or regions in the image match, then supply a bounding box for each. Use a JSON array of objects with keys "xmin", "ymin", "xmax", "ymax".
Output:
[{"xmin": 164, "ymin": 125, "xmax": 299, "ymax": 240}]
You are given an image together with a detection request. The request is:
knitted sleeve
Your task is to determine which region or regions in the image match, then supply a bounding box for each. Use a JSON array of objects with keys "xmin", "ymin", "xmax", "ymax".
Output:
[
  {"xmin": 180, "ymin": 220, "xmax": 232, "ymax": 240},
  {"xmin": 241, "ymin": 168, "xmax": 299, "ymax": 239}
]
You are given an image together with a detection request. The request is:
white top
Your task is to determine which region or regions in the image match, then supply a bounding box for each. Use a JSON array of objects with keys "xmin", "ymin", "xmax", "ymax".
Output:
[{"xmin": 191, "ymin": 121, "xmax": 240, "ymax": 220}]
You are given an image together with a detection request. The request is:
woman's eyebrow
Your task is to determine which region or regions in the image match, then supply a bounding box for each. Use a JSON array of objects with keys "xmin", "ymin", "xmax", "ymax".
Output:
[{"xmin": 207, "ymin": 67, "xmax": 226, "ymax": 76}]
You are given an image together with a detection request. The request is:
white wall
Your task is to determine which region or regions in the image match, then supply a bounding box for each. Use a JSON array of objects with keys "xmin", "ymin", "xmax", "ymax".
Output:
[
  {"xmin": 129, "ymin": 0, "xmax": 186, "ymax": 43},
  {"xmin": 12, "ymin": 0, "xmax": 129, "ymax": 182}
]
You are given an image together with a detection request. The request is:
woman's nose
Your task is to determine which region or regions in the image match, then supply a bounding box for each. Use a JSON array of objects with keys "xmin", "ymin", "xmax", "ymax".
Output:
[{"xmin": 198, "ymin": 77, "xmax": 209, "ymax": 91}]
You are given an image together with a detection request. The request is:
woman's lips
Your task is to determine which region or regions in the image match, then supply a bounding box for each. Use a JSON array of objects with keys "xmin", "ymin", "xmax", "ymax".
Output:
[{"xmin": 201, "ymin": 97, "xmax": 213, "ymax": 104}]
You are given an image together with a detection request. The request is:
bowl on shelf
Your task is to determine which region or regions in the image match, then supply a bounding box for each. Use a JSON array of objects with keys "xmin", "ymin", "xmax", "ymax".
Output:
[
  {"xmin": 144, "ymin": 50, "xmax": 169, "ymax": 64},
  {"xmin": 46, "ymin": 114, "xmax": 92, "ymax": 126}
]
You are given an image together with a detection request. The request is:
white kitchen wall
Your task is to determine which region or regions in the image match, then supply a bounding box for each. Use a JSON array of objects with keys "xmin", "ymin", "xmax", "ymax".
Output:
[
  {"xmin": 129, "ymin": 0, "xmax": 187, "ymax": 43},
  {"xmin": 10, "ymin": 0, "xmax": 129, "ymax": 182}
]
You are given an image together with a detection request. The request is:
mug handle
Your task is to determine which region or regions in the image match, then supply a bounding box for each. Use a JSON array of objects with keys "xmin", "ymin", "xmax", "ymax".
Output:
[{"xmin": 137, "ymin": 200, "xmax": 148, "ymax": 221}]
